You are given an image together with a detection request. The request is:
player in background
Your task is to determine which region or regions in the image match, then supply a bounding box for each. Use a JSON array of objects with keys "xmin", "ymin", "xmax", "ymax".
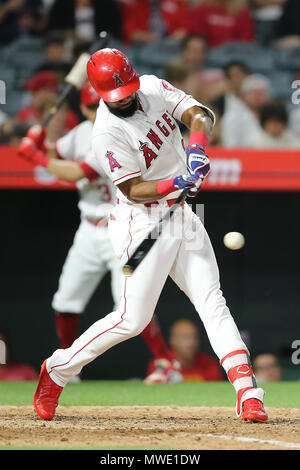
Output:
[
  {"xmin": 20, "ymin": 82, "xmax": 182, "ymax": 384},
  {"xmin": 19, "ymin": 50, "xmax": 267, "ymax": 423}
]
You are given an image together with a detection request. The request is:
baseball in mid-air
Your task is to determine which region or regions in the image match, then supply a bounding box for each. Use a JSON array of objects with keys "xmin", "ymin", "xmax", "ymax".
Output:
[{"xmin": 223, "ymin": 232, "xmax": 245, "ymax": 250}]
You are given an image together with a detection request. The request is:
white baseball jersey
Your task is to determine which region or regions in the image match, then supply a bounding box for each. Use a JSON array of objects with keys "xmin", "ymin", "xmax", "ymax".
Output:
[
  {"xmin": 56, "ymin": 120, "xmax": 116, "ymax": 219},
  {"xmin": 87, "ymin": 75, "xmax": 215, "ymax": 202}
]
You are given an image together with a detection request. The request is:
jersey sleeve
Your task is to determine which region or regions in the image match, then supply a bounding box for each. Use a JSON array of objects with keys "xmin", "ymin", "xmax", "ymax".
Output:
[
  {"xmin": 88, "ymin": 132, "xmax": 142, "ymax": 186},
  {"xmin": 156, "ymin": 77, "xmax": 216, "ymax": 125},
  {"xmin": 55, "ymin": 128, "xmax": 76, "ymax": 160}
]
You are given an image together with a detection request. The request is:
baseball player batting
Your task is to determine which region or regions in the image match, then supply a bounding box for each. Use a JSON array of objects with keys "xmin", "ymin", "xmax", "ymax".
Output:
[
  {"xmin": 19, "ymin": 82, "xmax": 183, "ymax": 385},
  {"xmin": 19, "ymin": 48, "xmax": 267, "ymax": 422}
]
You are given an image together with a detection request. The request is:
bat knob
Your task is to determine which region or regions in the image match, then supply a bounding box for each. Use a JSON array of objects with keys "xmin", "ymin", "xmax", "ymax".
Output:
[{"xmin": 122, "ymin": 265, "xmax": 133, "ymax": 277}]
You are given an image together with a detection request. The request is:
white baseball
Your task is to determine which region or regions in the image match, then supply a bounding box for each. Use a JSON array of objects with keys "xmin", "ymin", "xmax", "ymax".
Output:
[{"xmin": 223, "ymin": 232, "xmax": 245, "ymax": 250}]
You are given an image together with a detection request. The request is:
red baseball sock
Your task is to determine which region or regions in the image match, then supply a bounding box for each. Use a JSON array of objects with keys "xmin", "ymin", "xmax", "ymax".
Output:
[
  {"xmin": 220, "ymin": 349, "xmax": 257, "ymax": 416},
  {"xmin": 141, "ymin": 316, "xmax": 172, "ymax": 361},
  {"xmin": 55, "ymin": 312, "xmax": 80, "ymax": 349}
]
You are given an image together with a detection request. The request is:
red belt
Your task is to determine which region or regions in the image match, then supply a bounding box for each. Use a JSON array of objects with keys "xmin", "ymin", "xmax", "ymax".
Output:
[
  {"xmin": 117, "ymin": 198, "xmax": 184, "ymax": 208},
  {"xmin": 85, "ymin": 217, "xmax": 108, "ymax": 227}
]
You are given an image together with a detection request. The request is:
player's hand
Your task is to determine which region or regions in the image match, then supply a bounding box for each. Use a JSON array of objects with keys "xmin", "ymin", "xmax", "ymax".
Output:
[
  {"xmin": 186, "ymin": 143, "xmax": 210, "ymax": 179},
  {"xmin": 18, "ymin": 137, "xmax": 49, "ymax": 168},
  {"xmin": 26, "ymin": 125, "xmax": 47, "ymax": 149},
  {"xmin": 187, "ymin": 175, "xmax": 203, "ymax": 198},
  {"xmin": 173, "ymin": 174, "xmax": 198, "ymax": 190},
  {"xmin": 18, "ymin": 137, "xmax": 37, "ymax": 161}
]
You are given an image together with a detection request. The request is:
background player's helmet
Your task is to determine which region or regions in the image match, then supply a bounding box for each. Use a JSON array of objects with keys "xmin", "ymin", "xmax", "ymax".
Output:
[
  {"xmin": 80, "ymin": 82, "xmax": 100, "ymax": 106},
  {"xmin": 87, "ymin": 48, "xmax": 140, "ymax": 102}
]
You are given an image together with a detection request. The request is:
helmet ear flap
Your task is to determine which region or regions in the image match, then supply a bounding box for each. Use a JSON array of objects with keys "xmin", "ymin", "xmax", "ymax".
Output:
[{"xmin": 87, "ymin": 48, "xmax": 140, "ymax": 102}]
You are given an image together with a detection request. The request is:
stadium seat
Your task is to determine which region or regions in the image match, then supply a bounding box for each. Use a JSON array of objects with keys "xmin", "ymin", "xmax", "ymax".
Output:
[
  {"xmin": 0, "ymin": 69, "xmax": 16, "ymax": 90},
  {"xmin": 266, "ymin": 70, "xmax": 297, "ymax": 102},
  {"xmin": 0, "ymin": 46, "xmax": 10, "ymax": 65},
  {"xmin": 207, "ymin": 42, "xmax": 275, "ymax": 73},
  {"xmin": 3, "ymin": 90, "xmax": 26, "ymax": 116},
  {"xmin": 8, "ymin": 35, "xmax": 44, "ymax": 54},
  {"xmin": 274, "ymin": 47, "xmax": 300, "ymax": 71},
  {"xmin": 136, "ymin": 41, "xmax": 180, "ymax": 69}
]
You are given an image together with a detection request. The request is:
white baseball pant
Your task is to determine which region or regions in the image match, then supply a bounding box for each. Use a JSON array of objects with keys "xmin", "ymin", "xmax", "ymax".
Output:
[
  {"xmin": 52, "ymin": 218, "xmax": 121, "ymax": 313},
  {"xmin": 47, "ymin": 200, "xmax": 247, "ymax": 386}
]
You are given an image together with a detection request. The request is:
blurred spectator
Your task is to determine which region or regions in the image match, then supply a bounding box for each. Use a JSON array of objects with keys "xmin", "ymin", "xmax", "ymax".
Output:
[
  {"xmin": 213, "ymin": 60, "xmax": 251, "ymax": 116},
  {"xmin": 0, "ymin": 329, "xmax": 38, "ymax": 381},
  {"xmin": 16, "ymin": 70, "xmax": 79, "ymax": 134},
  {"xmin": 250, "ymin": 0, "xmax": 285, "ymax": 18},
  {"xmin": 224, "ymin": 60, "xmax": 251, "ymax": 99},
  {"xmin": 147, "ymin": 319, "xmax": 224, "ymax": 381},
  {"xmin": 253, "ymin": 353, "xmax": 282, "ymax": 382},
  {"xmin": 188, "ymin": 0, "xmax": 255, "ymax": 48},
  {"xmin": 0, "ymin": 0, "xmax": 43, "ymax": 45},
  {"xmin": 36, "ymin": 31, "xmax": 72, "ymax": 83},
  {"xmin": 276, "ymin": 0, "xmax": 300, "ymax": 49},
  {"xmin": 0, "ymin": 120, "xmax": 30, "ymax": 144},
  {"xmin": 250, "ymin": 1, "xmax": 285, "ymax": 45},
  {"xmin": 247, "ymin": 101, "xmax": 300, "ymax": 148},
  {"xmin": 174, "ymin": 34, "xmax": 227, "ymax": 104},
  {"xmin": 240, "ymin": 73, "xmax": 272, "ymax": 112},
  {"xmin": 220, "ymin": 73, "xmax": 272, "ymax": 147},
  {"xmin": 45, "ymin": 0, "xmax": 122, "ymax": 43},
  {"xmin": 164, "ymin": 59, "xmax": 190, "ymax": 90},
  {"xmin": 120, "ymin": 0, "xmax": 189, "ymax": 45}
]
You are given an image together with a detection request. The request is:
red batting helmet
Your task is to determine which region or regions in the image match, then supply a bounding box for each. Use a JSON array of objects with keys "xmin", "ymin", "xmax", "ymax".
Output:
[
  {"xmin": 81, "ymin": 81, "xmax": 100, "ymax": 106},
  {"xmin": 87, "ymin": 48, "xmax": 140, "ymax": 102}
]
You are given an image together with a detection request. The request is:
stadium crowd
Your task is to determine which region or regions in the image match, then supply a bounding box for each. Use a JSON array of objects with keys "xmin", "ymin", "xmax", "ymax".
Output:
[{"xmin": 0, "ymin": 0, "xmax": 300, "ymax": 148}]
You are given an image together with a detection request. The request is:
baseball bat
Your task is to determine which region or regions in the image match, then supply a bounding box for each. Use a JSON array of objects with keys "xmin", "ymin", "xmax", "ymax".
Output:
[
  {"xmin": 122, "ymin": 186, "xmax": 193, "ymax": 277},
  {"xmin": 42, "ymin": 31, "xmax": 109, "ymax": 127}
]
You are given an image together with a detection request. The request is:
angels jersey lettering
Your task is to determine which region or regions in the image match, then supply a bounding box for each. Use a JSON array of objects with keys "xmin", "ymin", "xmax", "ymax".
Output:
[{"xmin": 88, "ymin": 75, "xmax": 215, "ymax": 203}]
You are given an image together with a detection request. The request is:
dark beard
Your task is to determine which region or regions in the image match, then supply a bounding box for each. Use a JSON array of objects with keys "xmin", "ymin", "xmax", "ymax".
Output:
[{"xmin": 106, "ymin": 95, "xmax": 138, "ymax": 118}]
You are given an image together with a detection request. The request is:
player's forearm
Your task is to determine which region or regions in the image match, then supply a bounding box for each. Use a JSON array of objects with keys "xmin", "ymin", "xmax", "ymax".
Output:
[
  {"xmin": 47, "ymin": 159, "xmax": 85, "ymax": 182},
  {"xmin": 182, "ymin": 106, "xmax": 214, "ymax": 141},
  {"xmin": 124, "ymin": 180, "xmax": 165, "ymax": 203},
  {"xmin": 119, "ymin": 176, "xmax": 194, "ymax": 203}
]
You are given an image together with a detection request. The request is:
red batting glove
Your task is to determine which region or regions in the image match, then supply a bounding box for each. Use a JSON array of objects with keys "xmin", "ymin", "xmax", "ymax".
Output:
[
  {"xmin": 18, "ymin": 138, "xmax": 50, "ymax": 168},
  {"xmin": 26, "ymin": 125, "xmax": 47, "ymax": 152}
]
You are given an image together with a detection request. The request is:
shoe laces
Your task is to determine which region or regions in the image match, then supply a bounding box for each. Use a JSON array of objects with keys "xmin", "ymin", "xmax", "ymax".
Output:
[
  {"xmin": 244, "ymin": 398, "xmax": 263, "ymax": 411},
  {"xmin": 38, "ymin": 379, "xmax": 61, "ymax": 404}
]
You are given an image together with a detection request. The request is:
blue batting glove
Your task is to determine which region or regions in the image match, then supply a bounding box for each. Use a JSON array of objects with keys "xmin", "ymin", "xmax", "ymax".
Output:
[
  {"xmin": 186, "ymin": 144, "xmax": 210, "ymax": 179},
  {"xmin": 173, "ymin": 174, "xmax": 198, "ymax": 190}
]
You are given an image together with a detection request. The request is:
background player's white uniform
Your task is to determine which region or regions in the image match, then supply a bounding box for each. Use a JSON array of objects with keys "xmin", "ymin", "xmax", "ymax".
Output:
[
  {"xmin": 46, "ymin": 76, "xmax": 263, "ymax": 410},
  {"xmin": 51, "ymin": 120, "xmax": 121, "ymax": 313}
]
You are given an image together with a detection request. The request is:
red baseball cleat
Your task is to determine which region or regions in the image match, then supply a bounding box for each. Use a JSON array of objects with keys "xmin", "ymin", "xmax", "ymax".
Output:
[
  {"xmin": 33, "ymin": 360, "xmax": 63, "ymax": 421},
  {"xmin": 144, "ymin": 359, "xmax": 183, "ymax": 384},
  {"xmin": 241, "ymin": 398, "xmax": 268, "ymax": 423}
]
